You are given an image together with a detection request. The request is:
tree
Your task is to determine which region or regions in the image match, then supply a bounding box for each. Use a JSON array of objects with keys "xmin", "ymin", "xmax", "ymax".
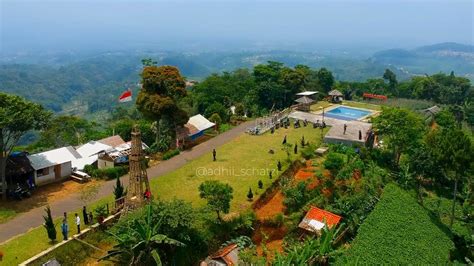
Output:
[
  {"xmin": 101, "ymin": 204, "xmax": 184, "ymax": 265},
  {"xmin": 43, "ymin": 206, "xmax": 57, "ymax": 242},
  {"xmin": 323, "ymin": 152, "xmax": 346, "ymax": 177},
  {"xmin": 317, "ymin": 68, "xmax": 335, "ymax": 93},
  {"xmin": 372, "ymin": 107, "xmax": 425, "ymax": 165},
  {"xmin": 247, "ymin": 187, "xmax": 254, "ymax": 201},
  {"xmin": 258, "ymin": 180, "xmax": 263, "ymax": 189},
  {"xmin": 198, "ymin": 180, "xmax": 233, "ymax": 221},
  {"xmin": 234, "ymin": 103, "xmax": 245, "ymax": 116},
  {"xmin": 114, "ymin": 176, "xmax": 125, "ymax": 200},
  {"xmin": 205, "ymin": 102, "xmax": 229, "ymax": 122},
  {"xmin": 141, "ymin": 58, "xmax": 157, "ymax": 66},
  {"xmin": 426, "ymin": 126, "xmax": 473, "ymax": 228},
  {"xmin": 136, "ymin": 66, "xmax": 189, "ymax": 149},
  {"xmin": 383, "ymin": 69, "xmax": 398, "ymax": 94},
  {"xmin": 0, "ymin": 93, "xmax": 51, "ymax": 199},
  {"xmin": 208, "ymin": 113, "xmax": 222, "ymax": 127}
]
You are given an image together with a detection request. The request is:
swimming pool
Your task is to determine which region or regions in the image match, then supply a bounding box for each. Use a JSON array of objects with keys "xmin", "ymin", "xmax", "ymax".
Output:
[{"xmin": 325, "ymin": 106, "xmax": 372, "ymax": 121}]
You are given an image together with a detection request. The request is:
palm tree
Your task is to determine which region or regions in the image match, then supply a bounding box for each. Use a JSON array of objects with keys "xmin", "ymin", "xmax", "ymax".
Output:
[{"xmin": 100, "ymin": 205, "xmax": 184, "ymax": 265}]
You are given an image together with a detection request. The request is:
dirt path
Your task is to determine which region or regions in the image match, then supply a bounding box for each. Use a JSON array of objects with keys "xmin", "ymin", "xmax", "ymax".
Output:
[{"xmin": 0, "ymin": 121, "xmax": 254, "ymax": 244}]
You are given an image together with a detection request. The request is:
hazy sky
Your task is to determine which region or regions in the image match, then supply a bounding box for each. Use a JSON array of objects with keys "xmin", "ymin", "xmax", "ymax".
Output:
[{"xmin": 1, "ymin": 0, "xmax": 473, "ymax": 53}]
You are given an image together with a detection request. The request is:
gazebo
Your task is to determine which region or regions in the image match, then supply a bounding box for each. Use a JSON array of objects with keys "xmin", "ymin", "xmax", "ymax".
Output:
[
  {"xmin": 328, "ymin": 89, "xmax": 343, "ymax": 103},
  {"xmin": 294, "ymin": 96, "xmax": 314, "ymax": 112}
]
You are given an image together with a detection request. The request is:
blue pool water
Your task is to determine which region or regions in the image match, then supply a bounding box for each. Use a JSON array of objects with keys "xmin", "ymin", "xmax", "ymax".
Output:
[{"xmin": 325, "ymin": 106, "xmax": 371, "ymax": 121}]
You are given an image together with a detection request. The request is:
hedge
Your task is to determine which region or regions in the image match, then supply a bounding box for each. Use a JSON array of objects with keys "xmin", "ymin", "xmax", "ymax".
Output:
[
  {"xmin": 338, "ymin": 183, "xmax": 454, "ymax": 265},
  {"xmin": 84, "ymin": 165, "xmax": 129, "ymax": 180},
  {"xmin": 163, "ymin": 149, "xmax": 180, "ymax": 160}
]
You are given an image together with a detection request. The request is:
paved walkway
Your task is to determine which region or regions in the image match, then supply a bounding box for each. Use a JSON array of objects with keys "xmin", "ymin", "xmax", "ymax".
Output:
[{"xmin": 0, "ymin": 121, "xmax": 253, "ymax": 244}]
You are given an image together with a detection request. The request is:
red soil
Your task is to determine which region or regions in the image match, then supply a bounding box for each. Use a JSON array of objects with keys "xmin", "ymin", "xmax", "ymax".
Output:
[{"xmin": 255, "ymin": 191, "xmax": 286, "ymax": 221}]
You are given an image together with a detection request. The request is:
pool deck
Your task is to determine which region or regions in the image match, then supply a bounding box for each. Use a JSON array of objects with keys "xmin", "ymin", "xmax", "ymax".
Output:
[{"xmin": 289, "ymin": 110, "xmax": 373, "ymax": 145}]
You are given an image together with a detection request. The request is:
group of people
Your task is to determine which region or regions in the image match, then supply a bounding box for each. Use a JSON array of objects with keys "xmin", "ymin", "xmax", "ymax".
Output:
[{"xmin": 60, "ymin": 206, "xmax": 94, "ymax": 241}]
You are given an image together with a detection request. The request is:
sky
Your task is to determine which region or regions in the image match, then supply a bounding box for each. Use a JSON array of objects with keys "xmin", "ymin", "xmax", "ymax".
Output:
[{"xmin": 0, "ymin": 0, "xmax": 473, "ymax": 54}]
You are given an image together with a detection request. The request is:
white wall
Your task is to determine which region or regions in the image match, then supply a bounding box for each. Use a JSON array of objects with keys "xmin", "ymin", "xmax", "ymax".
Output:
[
  {"xmin": 98, "ymin": 158, "xmax": 114, "ymax": 169},
  {"xmin": 34, "ymin": 161, "xmax": 72, "ymax": 186}
]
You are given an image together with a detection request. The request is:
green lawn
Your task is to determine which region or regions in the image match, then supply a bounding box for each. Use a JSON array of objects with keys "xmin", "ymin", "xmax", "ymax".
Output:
[
  {"xmin": 0, "ymin": 122, "xmax": 326, "ymax": 265},
  {"xmin": 150, "ymin": 124, "xmax": 326, "ymax": 214},
  {"xmin": 0, "ymin": 208, "xmax": 17, "ymax": 224}
]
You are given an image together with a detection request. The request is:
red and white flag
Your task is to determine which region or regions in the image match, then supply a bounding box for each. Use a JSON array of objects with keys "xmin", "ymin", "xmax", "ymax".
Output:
[{"xmin": 118, "ymin": 89, "xmax": 132, "ymax": 103}]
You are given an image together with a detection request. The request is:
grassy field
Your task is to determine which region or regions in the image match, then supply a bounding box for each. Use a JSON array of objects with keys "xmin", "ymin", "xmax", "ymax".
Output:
[
  {"xmin": 0, "ymin": 122, "xmax": 326, "ymax": 265},
  {"xmin": 150, "ymin": 124, "xmax": 326, "ymax": 214},
  {"xmin": 0, "ymin": 208, "xmax": 17, "ymax": 224}
]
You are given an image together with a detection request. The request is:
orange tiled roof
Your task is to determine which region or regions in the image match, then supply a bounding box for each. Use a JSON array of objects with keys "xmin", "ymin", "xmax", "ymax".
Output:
[{"xmin": 304, "ymin": 206, "xmax": 342, "ymax": 228}]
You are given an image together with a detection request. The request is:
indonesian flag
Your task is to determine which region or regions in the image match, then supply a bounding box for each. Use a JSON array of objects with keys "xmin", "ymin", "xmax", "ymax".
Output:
[{"xmin": 118, "ymin": 89, "xmax": 132, "ymax": 103}]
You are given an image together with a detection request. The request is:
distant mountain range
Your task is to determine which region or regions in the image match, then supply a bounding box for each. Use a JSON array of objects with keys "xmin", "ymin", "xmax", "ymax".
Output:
[
  {"xmin": 371, "ymin": 42, "xmax": 474, "ymax": 79},
  {"xmin": 0, "ymin": 42, "xmax": 472, "ymax": 117}
]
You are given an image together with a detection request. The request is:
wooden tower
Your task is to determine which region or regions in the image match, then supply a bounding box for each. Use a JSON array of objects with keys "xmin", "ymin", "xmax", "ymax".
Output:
[{"xmin": 125, "ymin": 126, "xmax": 150, "ymax": 209}]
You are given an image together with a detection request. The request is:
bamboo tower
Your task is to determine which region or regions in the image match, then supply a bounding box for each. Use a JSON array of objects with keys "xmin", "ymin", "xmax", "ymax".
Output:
[{"xmin": 125, "ymin": 126, "xmax": 150, "ymax": 209}]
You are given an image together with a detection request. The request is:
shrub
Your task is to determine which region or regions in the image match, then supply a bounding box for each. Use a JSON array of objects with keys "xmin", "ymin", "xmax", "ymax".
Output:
[
  {"xmin": 163, "ymin": 149, "xmax": 180, "ymax": 160},
  {"xmin": 205, "ymin": 102, "xmax": 229, "ymax": 122},
  {"xmin": 113, "ymin": 176, "xmax": 125, "ymax": 200},
  {"xmin": 258, "ymin": 180, "xmax": 263, "ymax": 189},
  {"xmin": 43, "ymin": 206, "xmax": 57, "ymax": 242},
  {"xmin": 218, "ymin": 123, "xmax": 232, "ymax": 133},
  {"xmin": 235, "ymin": 103, "xmax": 245, "ymax": 116},
  {"xmin": 338, "ymin": 184, "xmax": 454, "ymax": 265},
  {"xmin": 247, "ymin": 188, "xmax": 254, "ymax": 201},
  {"xmin": 301, "ymin": 144, "xmax": 316, "ymax": 160},
  {"xmin": 323, "ymin": 152, "xmax": 346, "ymax": 176}
]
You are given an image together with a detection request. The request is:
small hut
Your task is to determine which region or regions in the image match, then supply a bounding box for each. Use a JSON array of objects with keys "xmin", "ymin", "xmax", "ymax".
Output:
[
  {"xmin": 295, "ymin": 96, "xmax": 314, "ymax": 112},
  {"xmin": 298, "ymin": 206, "xmax": 342, "ymax": 234},
  {"xmin": 328, "ymin": 89, "xmax": 344, "ymax": 103}
]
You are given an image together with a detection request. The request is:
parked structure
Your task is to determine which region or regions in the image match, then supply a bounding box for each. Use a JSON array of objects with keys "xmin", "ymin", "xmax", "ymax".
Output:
[
  {"xmin": 294, "ymin": 96, "xmax": 315, "ymax": 112},
  {"xmin": 5, "ymin": 151, "xmax": 34, "ymax": 188}
]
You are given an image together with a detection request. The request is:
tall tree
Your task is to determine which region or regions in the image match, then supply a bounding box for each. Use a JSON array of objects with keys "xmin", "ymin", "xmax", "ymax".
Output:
[
  {"xmin": 426, "ymin": 126, "xmax": 473, "ymax": 228},
  {"xmin": 0, "ymin": 93, "xmax": 51, "ymax": 199},
  {"xmin": 198, "ymin": 180, "xmax": 233, "ymax": 221},
  {"xmin": 372, "ymin": 107, "xmax": 425, "ymax": 165},
  {"xmin": 136, "ymin": 66, "xmax": 189, "ymax": 148},
  {"xmin": 383, "ymin": 69, "xmax": 398, "ymax": 95},
  {"xmin": 317, "ymin": 68, "xmax": 335, "ymax": 93}
]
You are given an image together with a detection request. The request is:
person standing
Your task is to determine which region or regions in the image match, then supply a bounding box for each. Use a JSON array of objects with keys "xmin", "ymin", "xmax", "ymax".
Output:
[
  {"xmin": 82, "ymin": 206, "xmax": 89, "ymax": 225},
  {"xmin": 359, "ymin": 130, "xmax": 362, "ymax": 140},
  {"xmin": 343, "ymin": 124, "xmax": 347, "ymax": 134},
  {"xmin": 75, "ymin": 213, "xmax": 81, "ymax": 234},
  {"xmin": 212, "ymin": 149, "xmax": 217, "ymax": 161},
  {"xmin": 61, "ymin": 219, "xmax": 69, "ymax": 241}
]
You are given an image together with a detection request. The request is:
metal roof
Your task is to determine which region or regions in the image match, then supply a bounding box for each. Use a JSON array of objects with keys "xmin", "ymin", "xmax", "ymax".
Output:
[
  {"xmin": 28, "ymin": 146, "xmax": 82, "ymax": 170},
  {"xmin": 296, "ymin": 91, "xmax": 318, "ymax": 96},
  {"xmin": 188, "ymin": 114, "xmax": 215, "ymax": 131},
  {"xmin": 76, "ymin": 141, "xmax": 113, "ymax": 158},
  {"xmin": 328, "ymin": 89, "xmax": 343, "ymax": 96}
]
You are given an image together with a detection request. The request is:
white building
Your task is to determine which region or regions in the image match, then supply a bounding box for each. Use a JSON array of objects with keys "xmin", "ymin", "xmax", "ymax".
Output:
[{"xmin": 27, "ymin": 146, "xmax": 82, "ymax": 186}]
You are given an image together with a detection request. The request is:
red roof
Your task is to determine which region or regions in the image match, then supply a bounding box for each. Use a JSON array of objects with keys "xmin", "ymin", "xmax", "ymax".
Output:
[{"xmin": 304, "ymin": 206, "xmax": 342, "ymax": 228}]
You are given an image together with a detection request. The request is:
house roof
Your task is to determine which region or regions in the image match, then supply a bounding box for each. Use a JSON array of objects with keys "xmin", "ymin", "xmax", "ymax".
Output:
[
  {"xmin": 208, "ymin": 244, "xmax": 239, "ymax": 266},
  {"xmin": 76, "ymin": 141, "xmax": 112, "ymax": 158},
  {"xmin": 298, "ymin": 206, "xmax": 342, "ymax": 233},
  {"xmin": 28, "ymin": 146, "xmax": 82, "ymax": 170},
  {"xmin": 98, "ymin": 135, "xmax": 126, "ymax": 148},
  {"xmin": 328, "ymin": 89, "xmax": 343, "ymax": 96},
  {"xmin": 72, "ymin": 155, "xmax": 98, "ymax": 170},
  {"xmin": 295, "ymin": 96, "xmax": 315, "ymax": 104},
  {"xmin": 189, "ymin": 114, "xmax": 215, "ymax": 132},
  {"xmin": 296, "ymin": 91, "xmax": 318, "ymax": 96}
]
